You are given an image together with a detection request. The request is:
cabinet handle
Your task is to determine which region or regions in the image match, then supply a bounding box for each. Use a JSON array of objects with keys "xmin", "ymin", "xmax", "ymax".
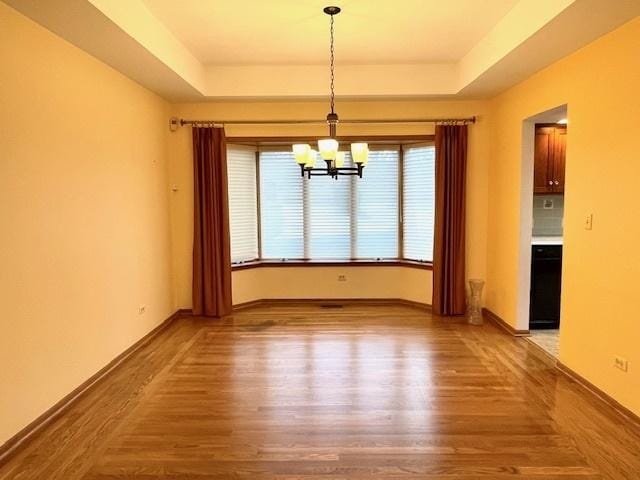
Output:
[
  {"xmin": 548, "ymin": 181, "xmax": 553, "ymax": 185},
  {"xmin": 554, "ymin": 180, "xmax": 559, "ymax": 185}
]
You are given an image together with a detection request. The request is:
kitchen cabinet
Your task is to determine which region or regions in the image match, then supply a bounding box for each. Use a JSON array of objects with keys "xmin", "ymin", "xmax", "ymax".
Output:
[{"xmin": 534, "ymin": 125, "xmax": 566, "ymax": 194}]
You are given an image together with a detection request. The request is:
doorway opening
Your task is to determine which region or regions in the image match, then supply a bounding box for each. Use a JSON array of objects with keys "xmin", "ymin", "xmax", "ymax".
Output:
[{"xmin": 516, "ymin": 105, "xmax": 567, "ymax": 358}]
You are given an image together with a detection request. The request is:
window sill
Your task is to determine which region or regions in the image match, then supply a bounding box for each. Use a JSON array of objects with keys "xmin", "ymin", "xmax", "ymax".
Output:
[{"xmin": 232, "ymin": 259, "xmax": 433, "ymax": 271}]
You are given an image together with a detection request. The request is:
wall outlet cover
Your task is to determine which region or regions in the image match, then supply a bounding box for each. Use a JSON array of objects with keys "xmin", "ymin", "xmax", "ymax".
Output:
[{"xmin": 543, "ymin": 199, "xmax": 554, "ymax": 209}]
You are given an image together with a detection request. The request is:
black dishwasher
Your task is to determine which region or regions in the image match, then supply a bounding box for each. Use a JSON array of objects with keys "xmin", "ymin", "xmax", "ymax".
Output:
[{"xmin": 529, "ymin": 245, "xmax": 562, "ymax": 329}]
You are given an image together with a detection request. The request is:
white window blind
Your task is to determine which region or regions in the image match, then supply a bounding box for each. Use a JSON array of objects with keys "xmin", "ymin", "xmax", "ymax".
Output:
[
  {"xmin": 259, "ymin": 151, "xmax": 304, "ymax": 259},
  {"xmin": 355, "ymin": 148, "xmax": 399, "ymax": 258},
  {"xmin": 227, "ymin": 145, "xmax": 258, "ymax": 263},
  {"xmin": 308, "ymin": 157, "xmax": 352, "ymax": 258},
  {"xmin": 403, "ymin": 145, "xmax": 435, "ymax": 262}
]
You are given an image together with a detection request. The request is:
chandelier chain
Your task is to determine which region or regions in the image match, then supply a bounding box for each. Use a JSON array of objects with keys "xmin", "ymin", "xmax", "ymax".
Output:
[{"xmin": 329, "ymin": 13, "xmax": 335, "ymax": 114}]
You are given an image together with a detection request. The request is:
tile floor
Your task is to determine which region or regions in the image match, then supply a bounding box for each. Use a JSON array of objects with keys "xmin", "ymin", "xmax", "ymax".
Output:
[{"xmin": 528, "ymin": 329, "xmax": 560, "ymax": 357}]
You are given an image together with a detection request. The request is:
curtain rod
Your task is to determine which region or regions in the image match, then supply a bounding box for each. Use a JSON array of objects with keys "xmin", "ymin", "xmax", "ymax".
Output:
[{"xmin": 169, "ymin": 116, "xmax": 476, "ymax": 132}]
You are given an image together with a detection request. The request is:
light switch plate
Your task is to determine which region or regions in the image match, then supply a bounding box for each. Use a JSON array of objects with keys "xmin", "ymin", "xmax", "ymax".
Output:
[{"xmin": 584, "ymin": 213, "xmax": 593, "ymax": 230}]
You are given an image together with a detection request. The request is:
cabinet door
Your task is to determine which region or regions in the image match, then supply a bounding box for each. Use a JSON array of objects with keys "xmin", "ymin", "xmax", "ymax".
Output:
[
  {"xmin": 552, "ymin": 126, "xmax": 566, "ymax": 193},
  {"xmin": 534, "ymin": 127, "xmax": 554, "ymax": 193}
]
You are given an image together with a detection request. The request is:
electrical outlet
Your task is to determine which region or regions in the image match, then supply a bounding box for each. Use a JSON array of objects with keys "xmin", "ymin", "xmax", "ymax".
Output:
[
  {"xmin": 584, "ymin": 213, "xmax": 593, "ymax": 230},
  {"xmin": 138, "ymin": 305, "xmax": 146, "ymax": 315},
  {"xmin": 614, "ymin": 356, "xmax": 628, "ymax": 372},
  {"xmin": 338, "ymin": 275, "xmax": 347, "ymax": 282}
]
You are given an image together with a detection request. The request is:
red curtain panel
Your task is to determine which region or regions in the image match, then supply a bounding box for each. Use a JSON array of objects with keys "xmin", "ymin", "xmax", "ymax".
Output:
[
  {"xmin": 433, "ymin": 124, "xmax": 468, "ymax": 316},
  {"xmin": 192, "ymin": 127, "xmax": 233, "ymax": 317}
]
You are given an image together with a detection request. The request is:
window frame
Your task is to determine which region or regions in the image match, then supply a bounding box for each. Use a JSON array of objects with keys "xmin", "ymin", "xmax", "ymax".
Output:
[{"xmin": 228, "ymin": 135, "xmax": 434, "ymax": 270}]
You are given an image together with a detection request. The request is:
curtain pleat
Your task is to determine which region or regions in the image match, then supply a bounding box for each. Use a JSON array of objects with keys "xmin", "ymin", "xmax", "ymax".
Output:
[
  {"xmin": 433, "ymin": 125, "xmax": 468, "ymax": 316},
  {"xmin": 192, "ymin": 127, "xmax": 233, "ymax": 317}
]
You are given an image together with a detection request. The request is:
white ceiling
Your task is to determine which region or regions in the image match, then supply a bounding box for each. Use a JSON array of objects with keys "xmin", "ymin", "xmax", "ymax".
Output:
[{"xmin": 141, "ymin": 0, "xmax": 519, "ymax": 65}]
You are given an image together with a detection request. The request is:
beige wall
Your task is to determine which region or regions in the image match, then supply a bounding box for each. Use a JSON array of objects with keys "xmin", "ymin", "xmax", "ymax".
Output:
[
  {"xmin": 168, "ymin": 100, "xmax": 490, "ymax": 309},
  {"xmin": 0, "ymin": 4, "xmax": 173, "ymax": 445},
  {"xmin": 486, "ymin": 18, "xmax": 640, "ymax": 415}
]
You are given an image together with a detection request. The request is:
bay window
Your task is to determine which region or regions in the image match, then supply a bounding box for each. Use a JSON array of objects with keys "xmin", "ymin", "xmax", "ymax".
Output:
[{"xmin": 227, "ymin": 141, "xmax": 435, "ymax": 266}]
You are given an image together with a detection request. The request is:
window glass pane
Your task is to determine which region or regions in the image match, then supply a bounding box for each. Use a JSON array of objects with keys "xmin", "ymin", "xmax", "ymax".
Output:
[
  {"xmin": 259, "ymin": 151, "xmax": 304, "ymax": 259},
  {"xmin": 227, "ymin": 146, "xmax": 258, "ymax": 263},
  {"xmin": 355, "ymin": 149, "xmax": 399, "ymax": 258},
  {"xmin": 403, "ymin": 145, "xmax": 435, "ymax": 262}
]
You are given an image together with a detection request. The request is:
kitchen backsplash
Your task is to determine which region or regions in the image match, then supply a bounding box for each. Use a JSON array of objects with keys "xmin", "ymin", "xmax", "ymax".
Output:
[{"xmin": 533, "ymin": 194, "xmax": 564, "ymax": 236}]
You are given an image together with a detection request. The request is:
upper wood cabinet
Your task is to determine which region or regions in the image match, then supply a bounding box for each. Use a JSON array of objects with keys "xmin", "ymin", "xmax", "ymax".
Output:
[{"xmin": 534, "ymin": 125, "xmax": 566, "ymax": 194}]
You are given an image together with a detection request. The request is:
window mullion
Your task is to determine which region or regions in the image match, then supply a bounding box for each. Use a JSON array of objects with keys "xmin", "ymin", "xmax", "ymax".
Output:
[
  {"xmin": 399, "ymin": 145, "xmax": 404, "ymax": 260},
  {"xmin": 350, "ymin": 173, "xmax": 357, "ymax": 259},
  {"xmin": 256, "ymin": 150, "xmax": 262, "ymax": 260},
  {"xmin": 303, "ymin": 176, "xmax": 310, "ymax": 260}
]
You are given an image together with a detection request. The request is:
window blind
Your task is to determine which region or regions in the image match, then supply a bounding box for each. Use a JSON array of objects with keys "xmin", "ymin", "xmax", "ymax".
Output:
[
  {"xmin": 308, "ymin": 157, "xmax": 352, "ymax": 258},
  {"xmin": 259, "ymin": 151, "xmax": 304, "ymax": 259},
  {"xmin": 403, "ymin": 145, "xmax": 435, "ymax": 262},
  {"xmin": 355, "ymin": 148, "xmax": 399, "ymax": 258},
  {"xmin": 227, "ymin": 145, "xmax": 258, "ymax": 263}
]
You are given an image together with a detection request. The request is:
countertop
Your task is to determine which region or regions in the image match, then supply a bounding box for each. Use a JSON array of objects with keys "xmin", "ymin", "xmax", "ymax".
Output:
[{"xmin": 532, "ymin": 236, "xmax": 563, "ymax": 246}]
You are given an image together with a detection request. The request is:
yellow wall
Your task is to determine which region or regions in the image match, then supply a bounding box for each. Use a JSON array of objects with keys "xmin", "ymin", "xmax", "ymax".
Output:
[
  {"xmin": 487, "ymin": 18, "xmax": 640, "ymax": 415},
  {"xmin": 232, "ymin": 267, "xmax": 432, "ymax": 306},
  {"xmin": 167, "ymin": 100, "xmax": 490, "ymax": 309},
  {"xmin": 0, "ymin": 4, "xmax": 173, "ymax": 445}
]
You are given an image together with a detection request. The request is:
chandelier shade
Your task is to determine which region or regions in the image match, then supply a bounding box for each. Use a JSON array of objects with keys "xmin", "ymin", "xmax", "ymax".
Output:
[
  {"xmin": 305, "ymin": 149, "xmax": 318, "ymax": 168},
  {"xmin": 318, "ymin": 138, "xmax": 339, "ymax": 160},
  {"xmin": 293, "ymin": 143, "xmax": 311, "ymax": 164},
  {"xmin": 351, "ymin": 143, "xmax": 369, "ymax": 165}
]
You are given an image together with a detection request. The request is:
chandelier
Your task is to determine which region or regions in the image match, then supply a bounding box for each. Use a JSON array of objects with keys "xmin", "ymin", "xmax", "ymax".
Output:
[{"xmin": 292, "ymin": 6, "xmax": 369, "ymax": 179}]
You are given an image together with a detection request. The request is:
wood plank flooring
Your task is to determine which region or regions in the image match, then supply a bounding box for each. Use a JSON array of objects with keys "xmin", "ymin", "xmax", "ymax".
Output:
[{"xmin": 1, "ymin": 304, "xmax": 639, "ymax": 479}]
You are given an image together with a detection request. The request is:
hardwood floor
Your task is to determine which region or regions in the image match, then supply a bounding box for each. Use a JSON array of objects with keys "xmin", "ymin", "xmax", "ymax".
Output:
[{"xmin": 2, "ymin": 304, "xmax": 639, "ymax": 479}]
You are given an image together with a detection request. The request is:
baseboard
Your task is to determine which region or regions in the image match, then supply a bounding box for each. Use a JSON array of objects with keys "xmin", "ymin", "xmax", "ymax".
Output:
[
  {"xmin": 556, "ymin": 361, "xmax": 640, "ymax": 428},
  {"xmin": 0, "ymin": 308, "xmax": 190, "ymax": 465},
  {"xmin": 233, "ymin": 298, "xmax": 432, "ymax": 312},
  {"xmin": 482, "ymin": 308, "xmax": 530, "ymax": 336},
  {"xmin": 486, "ymin": 309, "xmax": 640, "ymax": 429},
  {"xmin": 395, "ymin": 298, "xmax": 433, "ymax": 311},
  {"xmin": 232, "ymin": 299, "xmax": 267, "ymax": 311},
  {"xmin": 523, "ymin": 336, "xmax": 559, "ymax": 367}
]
